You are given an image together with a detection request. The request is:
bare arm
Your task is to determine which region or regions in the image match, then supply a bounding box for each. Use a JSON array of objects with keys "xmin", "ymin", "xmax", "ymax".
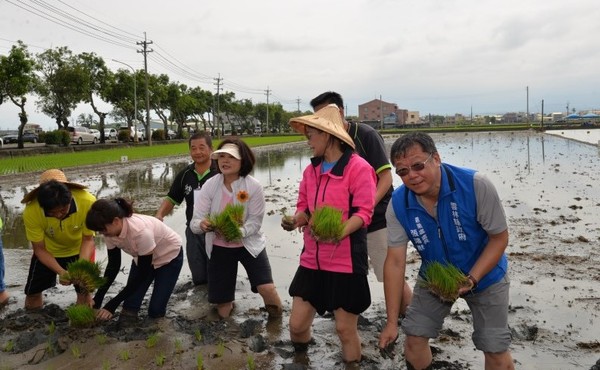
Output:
[
  {"xmin": 379, "ymin": 245, "xmax": 408, "ymax": 348},
  {"xmin": 459, "ymin": 229, "xmax": 509, "ymax": 295},
  {"xmin": 32, "ymin": 241, "xmax": 65, "ymax": 276},
  {"xmin": 375, "ymin": 168, "xmax": 393, "ymax": 206},
  {"xmin": 78, "ymin": 235, "xmax": 95, "ymax": 261},
  {"xmin": 155, "ymin": 199, "xmax": 175, "ymax": 221}
]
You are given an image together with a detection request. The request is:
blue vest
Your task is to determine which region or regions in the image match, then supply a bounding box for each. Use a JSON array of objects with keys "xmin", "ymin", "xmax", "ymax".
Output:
[{"xmin": 392, "ymin": 163, "xmax": 507, "ymax": 292}]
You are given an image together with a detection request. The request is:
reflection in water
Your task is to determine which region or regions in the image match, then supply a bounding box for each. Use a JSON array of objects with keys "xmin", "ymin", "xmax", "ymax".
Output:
[{"xmin": 1, "ymin": 131, "xmax": 599, "ymax": 251}]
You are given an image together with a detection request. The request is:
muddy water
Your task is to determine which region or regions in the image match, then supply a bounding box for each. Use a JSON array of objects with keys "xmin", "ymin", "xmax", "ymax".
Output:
[{"xmin": 1, "ymin": 130, "xmax": 599, "ymax": 369}]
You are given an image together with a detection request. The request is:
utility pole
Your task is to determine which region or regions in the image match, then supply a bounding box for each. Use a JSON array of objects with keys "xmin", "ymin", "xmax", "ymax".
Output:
[
  {"xmin": 526, "ymin": 86, "xmax": 530, "ymax": 126},
  {"xmin": 541, "ymin": 99, "xmax": 545, "ymax": 129},
  {"xmin": 296, "ymin": 97, "xmax": 301, "ymax": 113},
  {"xmin": 137, "ymin": 32, "xmax": 153, "ymax": 145},
  {"xmin": 214, "ymin": 74, "xmax": 222, "ymax": 137},
  {"xmin": 265, "ymin": 87, "xmax": 271, "ymax": 134},
  {"xmin": 379, "ymin": 95, "xmax": 383, "ymax": 130}
]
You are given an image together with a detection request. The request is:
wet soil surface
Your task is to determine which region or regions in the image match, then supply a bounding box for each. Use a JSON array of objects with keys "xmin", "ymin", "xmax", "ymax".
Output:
[{"xmin": 1, "ymin": 138, "xmax": 600, "ymax": 369}]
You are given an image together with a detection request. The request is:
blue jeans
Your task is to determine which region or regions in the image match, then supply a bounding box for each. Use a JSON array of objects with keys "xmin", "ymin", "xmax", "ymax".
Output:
[
  {"xmin": 185, "ymin": 226, "xmax": 209, "ymax": 285},
  {"xmin": 123, "ymin": 248, "xmax": 183, "ymax": 318},
  {"xmin": 0, "ymin": 227, "xmax": 5, "ymax": 293}
]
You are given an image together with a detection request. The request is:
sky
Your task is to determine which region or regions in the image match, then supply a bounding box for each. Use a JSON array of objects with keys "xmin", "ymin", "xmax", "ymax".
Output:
[{"xmin": 1, "ymin": 0, "xmax": 599, "ymax": 131}]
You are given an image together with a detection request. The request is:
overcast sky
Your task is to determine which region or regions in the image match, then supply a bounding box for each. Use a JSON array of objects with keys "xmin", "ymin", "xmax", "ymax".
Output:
[{"xmin": 1, "ymin": 0, "xmax": 599, "ymax": 130}]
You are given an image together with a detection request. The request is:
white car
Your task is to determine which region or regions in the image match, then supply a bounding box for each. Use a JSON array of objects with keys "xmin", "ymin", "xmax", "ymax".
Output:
[
  {"xmin": 89, "ymin": 129, "xmax": 100, "ymax": 140},
  {"xmin": 104, "ymin": 128, "xmax": 118, "ymax": 141},
  {"xmin": 68, "ymin": 126, "xmax": 97, "ymax": 145}
]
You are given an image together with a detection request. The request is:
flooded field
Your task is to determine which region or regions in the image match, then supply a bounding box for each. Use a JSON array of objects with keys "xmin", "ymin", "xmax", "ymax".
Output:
[{"xmin": 0, "ymin": 130, "xmax": 599, "ymax": 369}]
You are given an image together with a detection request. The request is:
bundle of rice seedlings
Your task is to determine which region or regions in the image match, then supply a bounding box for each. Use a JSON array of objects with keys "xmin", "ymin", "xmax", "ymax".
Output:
[
  {"xmin": 64, "ymin": 259, "xmax": 106, "ymax": 294},
  {"xmin": 419, "ymin": 261, "xmax": 470, "ymax": 302},
  {"xmin": 208, "ymin": 203, "xmax": 245, "ymax": 242},
  {"xmin": 311, "ymin": 206, "xmax": 344, "ymax": 243},
  {"xmin": 66, "ymin": 305, "xmax": 96, "ymax": 328}
]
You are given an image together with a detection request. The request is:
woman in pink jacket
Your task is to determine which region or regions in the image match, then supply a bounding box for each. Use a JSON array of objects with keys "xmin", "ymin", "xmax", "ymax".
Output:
[{"xmin": 282, "ymin": 104, "xmax": 377, "ymax": 365}]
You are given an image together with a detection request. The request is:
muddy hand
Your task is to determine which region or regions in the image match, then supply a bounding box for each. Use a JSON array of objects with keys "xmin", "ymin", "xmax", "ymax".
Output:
[{"xmin": 281, "ymin": 215, "xmax": 296, "ymax": 231}]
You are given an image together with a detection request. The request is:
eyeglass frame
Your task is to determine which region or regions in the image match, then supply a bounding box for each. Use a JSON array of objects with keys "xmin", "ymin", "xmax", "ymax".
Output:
[{"xmin": 395, "ymin": 153, "xmax": 434, "ymax": 177}]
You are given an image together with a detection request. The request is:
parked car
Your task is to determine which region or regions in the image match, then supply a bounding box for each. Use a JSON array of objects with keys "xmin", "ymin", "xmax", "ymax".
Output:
[
  {"xmin": 2, "ymin": 131, "xmax": 39, "ymax": 143},
  {"xmin": 166, "ymin": 129, "xmax": 176, "ymax": 140},
  {"xmin": 104, "ymin": 128, "xmax": 118, "ymax": 140},
  {"xmin": 89, "ymin": 129, "xmax": 100, "ymax": 140},
  {"xmin": 68, "ymin": 126, "xmax": 97, "ymax": 145},
  {"xmin": 118, "ymin": 126, "xmax": 145, "ymax": 141}
]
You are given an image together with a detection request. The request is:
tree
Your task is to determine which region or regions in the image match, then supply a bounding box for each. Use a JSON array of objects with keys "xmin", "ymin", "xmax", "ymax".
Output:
[
  {"xmin": 0, "ymin": 41, "xmax": 37, "ymax": 149},
  {"xmin": 78, "ymin": 52, "xmax": 111, "ymax": 143},
  {"xmin": 106, "ymin": 68, "xmax": 139, "ymax": 131},
  {"xmin": 35, "ymin": 46, "xmax": 87, "ymax": 129},
  {"xmin": 188, "ymin": 86, "xmax": 213, "ymax": 134},
  {"xmin": 148, "ymin": 73, "xmax": 173, "ymax": 138},
  {"xmin": 76, "ymin": 113, "xmax": 95, "ymax": 127}
]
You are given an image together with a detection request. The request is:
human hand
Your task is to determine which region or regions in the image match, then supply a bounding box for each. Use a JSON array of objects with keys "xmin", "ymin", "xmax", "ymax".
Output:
[
  {"xmin": 58, "ymin": 271, "xmax": 71, "ymax": 286},
  {"xmin": 378, "ymin": 324, "xmax": 399, "ymax": 359},
  {"xmin": 200, "ymin": 219, "xmax": 214, "ymax": 232},
  {"xmin": 96, "ymin": 308, "xmax": 114, "ymax": 321},
  {"xmin": 281, "ymin": 215, "xmax": 296, "ymax": 231}
]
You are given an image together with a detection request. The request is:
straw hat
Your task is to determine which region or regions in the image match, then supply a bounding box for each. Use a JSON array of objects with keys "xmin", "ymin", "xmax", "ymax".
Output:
[
  {"xmin": 289, "ymin": 104, "xmax": 355, "ymax": 149},
  {"xmin": 21, "ymin": 169, "xmax": 87, "ymax": 204}
]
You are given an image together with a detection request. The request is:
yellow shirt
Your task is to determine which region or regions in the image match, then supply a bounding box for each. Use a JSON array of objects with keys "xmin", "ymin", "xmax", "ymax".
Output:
[{"xmin": 23, "ymin": 189, "xmax": 96, "ymax": 257}]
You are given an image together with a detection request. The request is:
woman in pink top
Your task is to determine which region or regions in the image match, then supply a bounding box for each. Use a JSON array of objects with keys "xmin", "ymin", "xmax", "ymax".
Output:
[
  {"xmin": 85, "ymin": 198, "xmax": 183, "ymax": 320},
  {"xmin": 282, "ymin": 104, "xmax": 376, "ymax": 365}
]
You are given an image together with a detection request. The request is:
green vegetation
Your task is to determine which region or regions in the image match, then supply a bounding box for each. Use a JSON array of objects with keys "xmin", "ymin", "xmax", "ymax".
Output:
[
  {"xmin": 102, "ymin": 360, "xmax": 111, "ymax": 370},
  {"xmin": 146, "ymin": 332, "xmax": 159, "ymax": 348},
  {"xmin": 96, "ymin": 334, "xmax": 108, "ymax": 345},
  {"xmin": 155, "ymin": 352, "xmax": 166, "ymax": 366},
  {"xmin": 64, "ymin": 259, "xmax": 106, "ymax": 294},
  {"xmin": 71, "ymin": 345, "xmax": 82, "ymax": 359},
  {"xmin": 119, "ymin": 349, "xmax": 130, "ymax": 361},
  {"xmin": 3, "ymin": 340, "xmax": 14, "ymax": 352},
  {"xmin": 420, "ymin": 261, "xmax": 470, "ymax": 302},
  {"xmin": 173, "ymin": 338, "xmax": 183, "ymax": 354},
  {"xmin": 194, "ymin": 329, "xmax": 202, "ymax": 342},
  {"xmin": 65, "ymin": 305, "xmax": 96, "ymax": 328},
  {"xmin": 247, "ymin": 354, "xmax": 256, "ymax": 370},
  {"xmin": 196, "ymin": 352, "xmax": 204, "ymax": 370},
  {"xmin": 47, "ymin": 321, "xmax": 56, "ymax": 335},
  {"xmin": 0, "ymin": 136, "xmax": 304, "ymax": 175},
  {"xmin": 215, "ymin": 341, "xmax": 225, "ymax": 358},
  {"xmin": 311, "ymin": 206, "xmax": 345, "ymax": 243},
  {"xmin": 208, "ymin": 203, "xmax": 245, "ymax": 242}
]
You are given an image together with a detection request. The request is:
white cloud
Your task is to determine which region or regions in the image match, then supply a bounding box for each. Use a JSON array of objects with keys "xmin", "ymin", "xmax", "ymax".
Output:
[{"xmin": 1, "ymin": 0, "xmax": 599, "ymax": 130}]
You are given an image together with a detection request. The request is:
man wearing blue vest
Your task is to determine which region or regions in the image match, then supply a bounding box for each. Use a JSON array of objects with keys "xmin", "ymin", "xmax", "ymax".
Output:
[{"xmin": 378, "ymin": 132, "xmax": 514, "ymax": 370}]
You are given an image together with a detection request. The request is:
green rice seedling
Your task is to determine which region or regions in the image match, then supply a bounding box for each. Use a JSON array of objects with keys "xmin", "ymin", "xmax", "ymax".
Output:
[
  {"xmin": 119, "ymin": 349, "xmax": 130, "ymax": 361},
  {"xmin": 311, "ymin": 206, "xmax": 344, "ymax": 243},
  {"xmin": 71, "ymin": 345, "xmax": 82, "ymax": 359},
  {"xmin": 64, "ymin": 259, "xmax": 106, "ymax": 294},
  {"xmin": 102, "ymin": 359, "xmax": 111, "ymax": 370},
  {"xmin": 48, "ymin": 321, "xmax": 56, "ymax": 335},
  {"xmin": 3, "ymin": 340, "xmax": 14, "ymax": 352},
  {"xmin": 155, "ymin": 353, "xmax": 166, "ymax": 366},
  {"xmin": 194, "ymin": 328, "xmax": 202, "ymax": 342},
  {"xmin": 174, "ymin": 338, "xmax": 183, "ymax": 354},
  {"xmin": 196, "ymin": 352, "xmax": 204, "ymax": 370},
  {"xmin": 96, "ymin": 334, "xmax": 108, "ymax": 345},
  {"xmin": 66, "ymin": 305, "xmax": 96, "ymax": 328},
  {"xmin": 420, "ymin": 261, "xmax": 470, "ymax": 302},
  {"xmin": 208, "ymin": 203, "xmax": 245, "ymax": 242},
  {"xmin": 247, "ymin": 354, "xmax": 256, "ymax": 370},
  {"xmin": 146, "ymin": 332, "xmax": 159, "ymax": 348},
  {"xmin": 216, "ymin": 340, "xmax": 225, "ymax": 358}
]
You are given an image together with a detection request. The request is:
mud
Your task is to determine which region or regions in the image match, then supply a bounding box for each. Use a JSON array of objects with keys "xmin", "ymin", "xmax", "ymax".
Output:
[{"xmin": 1, "ymin": 134, "xmax": 600, "ymax": 369}]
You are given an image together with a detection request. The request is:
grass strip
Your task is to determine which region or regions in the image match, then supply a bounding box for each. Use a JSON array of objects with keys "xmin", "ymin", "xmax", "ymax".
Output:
[{"xmin": 0, "ymin": 136, "xmax": 305, "ymax": 175}]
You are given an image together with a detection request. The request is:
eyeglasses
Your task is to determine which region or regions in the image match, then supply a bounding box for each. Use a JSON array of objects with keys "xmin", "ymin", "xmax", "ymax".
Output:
[{"xmin": 395, "ymin": 153, "xmax": 433, "ymax": 177}]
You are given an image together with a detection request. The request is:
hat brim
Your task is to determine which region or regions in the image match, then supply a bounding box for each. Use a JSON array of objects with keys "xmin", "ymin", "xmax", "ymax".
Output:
[
  {"xmin": 21, "ymin": 182, "xmax": 87, "ymax": 204},
  {"xmin": 290, "ymin": 116, "xmax": 355, "ymax": 150}
]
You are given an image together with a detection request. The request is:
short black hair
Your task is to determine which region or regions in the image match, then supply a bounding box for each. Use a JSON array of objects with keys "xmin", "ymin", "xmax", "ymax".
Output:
[
  {"xmin": 390, "ymin": 132, "xmax": 438, "ymax": 162},
  {"xmin": 37, "ymin": 180, "xmax": 72, "ymax": 212},
  {"xmin": 188, "ymin": 131, "xmax": 212, "ymax": 149},
  {"xmin": 310, "ymin": 91, "xmax": 344, "ymax": 110},
  {"xmin": 215, "ymin": 138, "xmax": 255, "ymax": 177}
]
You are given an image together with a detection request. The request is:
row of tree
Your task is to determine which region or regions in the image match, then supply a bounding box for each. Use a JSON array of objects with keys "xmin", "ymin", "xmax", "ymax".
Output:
[{"xmin": 0, "ymin": 42, "xmax": 308, "ymax": 148}]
